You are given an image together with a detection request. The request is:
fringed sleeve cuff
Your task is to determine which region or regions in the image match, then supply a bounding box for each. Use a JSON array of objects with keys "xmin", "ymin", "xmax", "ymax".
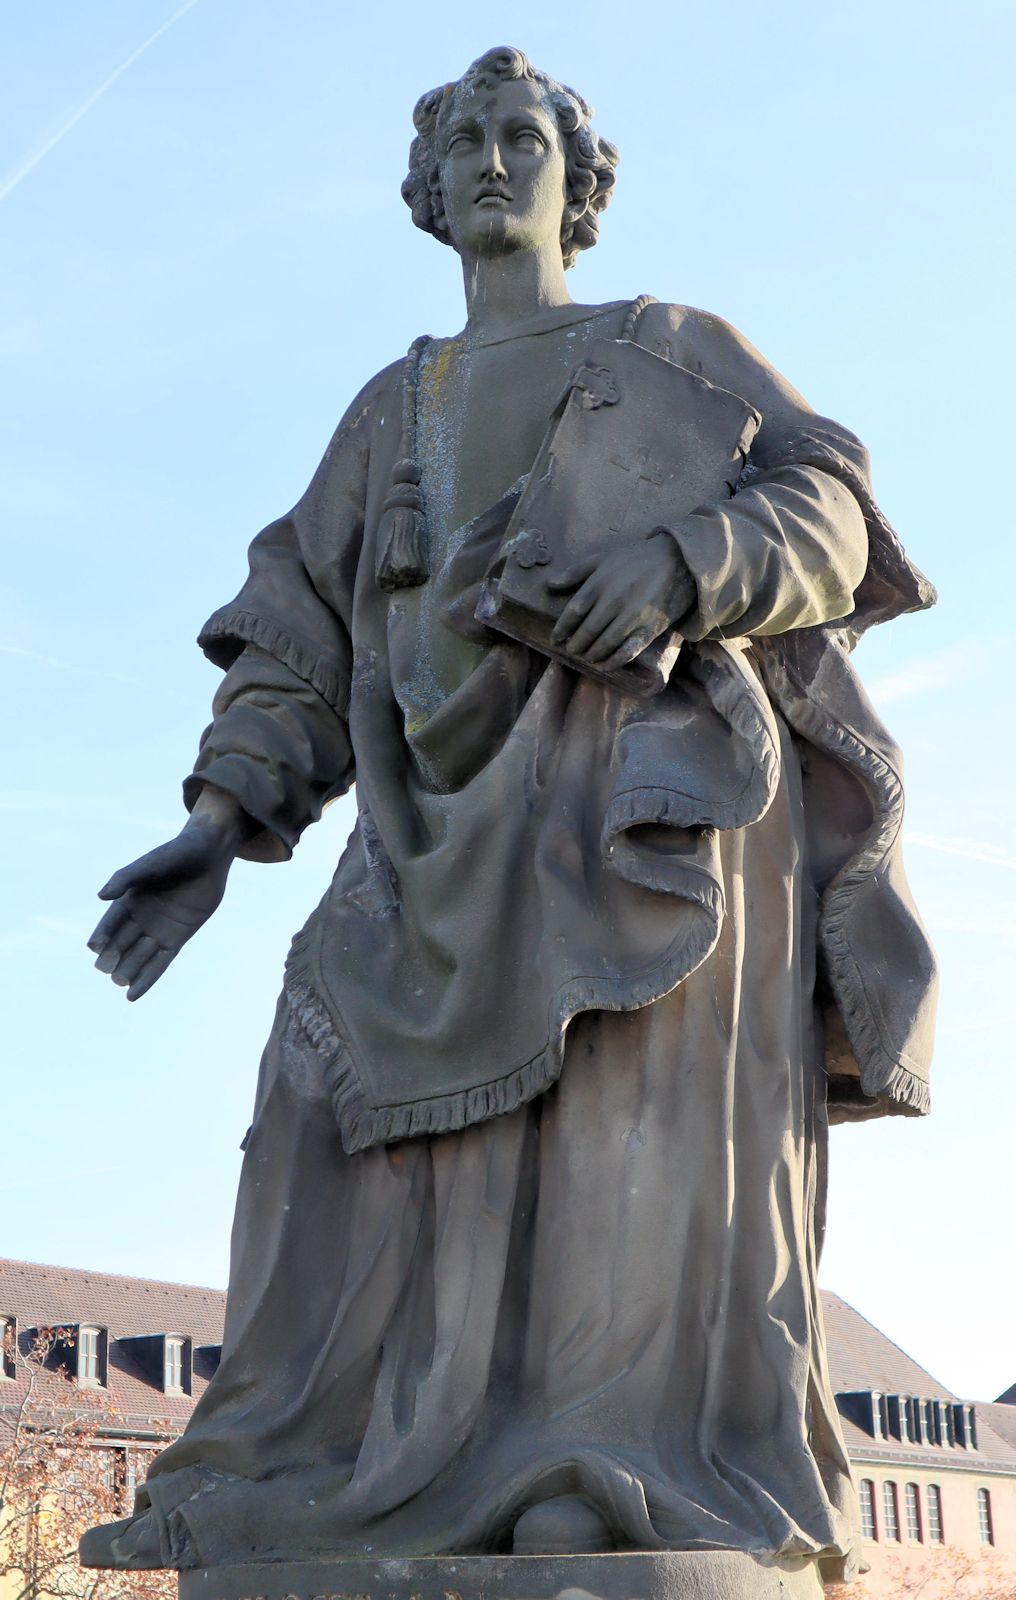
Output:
[{"xmin": 183, "ymin": 645, "xmax": 355, "ymax": 864}]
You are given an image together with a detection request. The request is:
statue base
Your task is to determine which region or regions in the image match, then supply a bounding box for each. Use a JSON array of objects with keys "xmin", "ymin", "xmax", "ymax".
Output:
[{"xmin": 178, "ymin": 1552, "xmax": 826, "ymax": 1600}]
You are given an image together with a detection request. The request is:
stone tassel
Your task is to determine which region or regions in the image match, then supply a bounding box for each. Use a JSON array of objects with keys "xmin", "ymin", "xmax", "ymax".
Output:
[
  {"xmin": 376, "ymin": 336, "xmax": 430, "ymax": 592},
  {"xmin": 375, "ymin": 460, "xmax": 427, "ymax": 591}
]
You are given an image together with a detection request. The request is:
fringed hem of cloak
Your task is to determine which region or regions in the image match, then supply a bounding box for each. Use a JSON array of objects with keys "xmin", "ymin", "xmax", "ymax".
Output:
[
  {"xmin": 198, "ymin": 610, "xmax": 350, "ymax": 718},
  {"xmin": 687, "ymin": 640, "xmax": 782, "ymax": 827},
  {"xmin": 283, "ymin": 872, "xmax": 725, "ymax": 1153},
  {"xmin": 759, "ymin": 641, "xmax": 931, "ymax": 1118}
]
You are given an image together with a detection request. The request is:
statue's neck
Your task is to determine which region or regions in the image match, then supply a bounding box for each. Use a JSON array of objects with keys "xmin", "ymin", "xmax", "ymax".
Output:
[{"xmin": 459, "ymin": 244, "xmax": 573, "ymax": 340}]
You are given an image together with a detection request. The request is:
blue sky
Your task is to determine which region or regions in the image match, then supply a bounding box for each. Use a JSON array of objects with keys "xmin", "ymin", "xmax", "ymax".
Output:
[{"xmin": 3, "ymin": 1, "xmax": 1013, "ymax": 1404}]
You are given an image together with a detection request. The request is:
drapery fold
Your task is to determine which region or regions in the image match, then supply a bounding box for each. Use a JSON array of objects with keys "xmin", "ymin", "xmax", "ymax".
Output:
[{"xmin": 182, "ymin": 300, "xmax": 936, "ymax": 1147}]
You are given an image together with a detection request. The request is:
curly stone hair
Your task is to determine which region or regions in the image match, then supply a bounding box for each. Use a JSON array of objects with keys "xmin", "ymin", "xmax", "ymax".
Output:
[{"xmin": 401, "ymin": 46, "xmax": 619, "ymax": 270}]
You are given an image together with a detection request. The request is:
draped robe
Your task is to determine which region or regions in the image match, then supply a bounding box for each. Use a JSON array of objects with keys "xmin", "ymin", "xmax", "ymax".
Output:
[{"xmin": 129, "ymin": 300, "xmax": 938, "ymax": 1582}]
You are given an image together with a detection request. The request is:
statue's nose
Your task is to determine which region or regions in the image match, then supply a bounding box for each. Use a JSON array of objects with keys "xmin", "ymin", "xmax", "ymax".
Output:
[{"xmin": 479, "ymin": 139, "xmax": 508, "ymax": 182}]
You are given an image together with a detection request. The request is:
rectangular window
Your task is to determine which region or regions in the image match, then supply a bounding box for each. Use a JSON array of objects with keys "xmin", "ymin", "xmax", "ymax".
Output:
[
  {"xmin": 956, "ymin": 1405, "xmax": 977, "ymax": 1450},
  {"xmin": 918, "ymin": 1399, "xmax": 933, "ymax": 1445},
  {"xmin": 896, "ymin": 1397, "xmax": 912, "ymax": 1443},
  {"xmin": 859, "ymin": 1479, "xmax": 877, "ymax": 1541},
  {"xmin": 977, "ymin": 1489, "xmax": 994, "ymax": 1547},
  {"xmin": 164, "ymin": 1336, "xmax": 189, "ymax": 1394},
  {"xmin": 1, "ymin": 1316, "xmax": 15, "ymax": 1379},
  {"xmin": 904, "ymin": 1482, "xmax": 922, "ymax": 1541},
  {"xmin": 926, "ymin": 1484, "xmax": 944, "ymax": 1543},
  {"xmin": 882, "ymin": 1481, "xmax": 900, "ymax": 1542},
  {"xmin": 103, "ymin": 1450, "xmax": 123, "ymax": 1496},
  {"xmin": 78, "ymin": 1327, "xmax": 100, "ymax": 1385},
  {"xmin": 871, "ymin": 1393, "xmax": 885, "ymax": 1440},
  {"xmin": 164, "ymin": 1338, "xmax": 183, "ymax": 1392}
]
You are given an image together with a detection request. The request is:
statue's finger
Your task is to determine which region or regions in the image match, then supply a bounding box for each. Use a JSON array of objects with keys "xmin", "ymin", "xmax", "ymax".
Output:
[
  {"xmin": 126, "ymin": 948, "xmax": 174, "ymax": 1002},
  {"xmin": 93, "ymin": 919, "xmax": 144, "ymax": 974},
  {"xmin": 111, "ymin": 935, "xmax": 161, "ymax": 989},
  {"xmin": 99, "ymin": 865, "xmax": 148, "ymax": 901},
  {"xmin": 599, "ymin": 629, "xmax": 653, "ymax": 669},
  {"xmin": 546, "ymin": 557, "xmax": 598, "ymax": 593},
  {"xmin": 566, "ymin": 600, "xmax": 617, "ymax": 657},
  {"xmin": 550, "ymin": 584, "xmax": 597, "ymax": 645},
  {"xmin": 582, "ymin": 615, "xmax": 638, "ymax": 663},
  {"xmin": 87, "ymin": 897, "xmax": 134, "ymax": 954}
]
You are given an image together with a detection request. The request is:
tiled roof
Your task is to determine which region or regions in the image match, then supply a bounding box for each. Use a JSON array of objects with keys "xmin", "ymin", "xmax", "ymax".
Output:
[
  {"xmin": 977, "ymin": 1403, "xmax": 1016, "ymax": 1452},
  {"xmin": 0, "ymin": 1257, "xmax": 225, "ymax": 1435},
  {"xmin": 820, "ymin": 1291, "xmax": 1016, "ymax": 1474},
  {"xmin": 0, "ymin": 1257, "xmax": 225, "ymax": 1344},
  {"xmin": 821, "ymin": 1291, "xmax": 956, "ymax": 1399}
]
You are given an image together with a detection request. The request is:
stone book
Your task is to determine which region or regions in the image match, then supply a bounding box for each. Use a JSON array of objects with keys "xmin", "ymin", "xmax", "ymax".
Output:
[{"xmin": 477, "ymin": 336, "xmax": 761, "ymax": 696}]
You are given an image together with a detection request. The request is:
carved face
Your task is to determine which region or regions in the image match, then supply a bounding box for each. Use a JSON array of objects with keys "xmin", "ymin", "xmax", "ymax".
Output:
[{"xmin": 437, "ymin": 77, "xmax": 569, "ymax": 261}]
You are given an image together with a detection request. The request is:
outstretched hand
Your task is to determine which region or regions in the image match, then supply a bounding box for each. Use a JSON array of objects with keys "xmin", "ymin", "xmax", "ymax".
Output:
[
  {"xmin": 88, "ymin": 800, "xmax": 245, "ymax": 1000},
  {"xmin": 548, "ymin": 531, "xmax": 696, "ymax": 668}
]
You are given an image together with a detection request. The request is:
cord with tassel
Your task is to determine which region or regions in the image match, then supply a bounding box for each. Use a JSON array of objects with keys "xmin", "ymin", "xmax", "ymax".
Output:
[{"xmin": 376, "ymin": 335, "xmax": 431, "ymax": 592}]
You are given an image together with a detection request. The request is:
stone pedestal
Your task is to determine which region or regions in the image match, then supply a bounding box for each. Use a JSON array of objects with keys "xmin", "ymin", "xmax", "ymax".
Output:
[{"xmin": 179, "ymin": 1552, "xmax": 826, "ymax": 1600}]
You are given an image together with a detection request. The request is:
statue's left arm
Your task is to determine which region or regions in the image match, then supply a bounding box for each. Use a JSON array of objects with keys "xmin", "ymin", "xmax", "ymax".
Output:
[
  {"xmin": 641, "ymin": 303, "xmax": 873, "ymax": 644},
  {"xmin": 552, "ymin": 302, "xmax": 933, "ymax": 667}
]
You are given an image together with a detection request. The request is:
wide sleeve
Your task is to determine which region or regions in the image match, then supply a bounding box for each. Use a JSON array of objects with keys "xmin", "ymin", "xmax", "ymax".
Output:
[
  {"xmin": 638, "ymin": 304, "xmax": 935, "ymax": 644},
  {"xmin": 183, "ymin": 644, "xmax": 355, "ymax": 863},
  {"xmin": 182, "ymin": 363, "xmax": 397, "ymax": 858},
  {"xmin": 663, "ymin": 462, "xmax": 869, "ymax": 641},
  {"xmin": 196, "ymin": 362, "xmax": 396, "ymax": 711}
]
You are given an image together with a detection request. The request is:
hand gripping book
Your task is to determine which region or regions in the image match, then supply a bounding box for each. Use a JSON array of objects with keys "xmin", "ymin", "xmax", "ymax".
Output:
[{"xmin": 476, "ymin": 337, "xmax": 762, "ymax": 697}]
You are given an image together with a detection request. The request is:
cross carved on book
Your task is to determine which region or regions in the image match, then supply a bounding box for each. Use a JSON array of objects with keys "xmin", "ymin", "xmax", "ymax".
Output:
[{"xmin": 607, "ymin": 445, "xmax": 664, "ymax": 535}]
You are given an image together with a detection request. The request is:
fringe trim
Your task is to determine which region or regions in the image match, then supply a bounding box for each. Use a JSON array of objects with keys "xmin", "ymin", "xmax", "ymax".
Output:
[
  {"xmin": 603, "ymin": 788, "xmax": 723, "ymax": 901},
  {"xmin": 686, "ymin": 641, "xmax": 782, "ymax": 828},
  {"xmin": 758, "ymin": 640, "xmax": 931, "ymax": 1117},
  {"xmin": 283, "ymin": 883, "xmax": 725, "ymax": 1153},
  {"xmin": 198, "ymin": 610, "xmax": 350, "ymax": 718}
]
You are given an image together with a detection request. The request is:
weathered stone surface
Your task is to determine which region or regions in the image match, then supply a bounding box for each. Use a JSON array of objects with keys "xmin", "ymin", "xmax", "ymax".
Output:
[
  {"xmin": 84, "ymin": 38, "xmax": 937, "ymax": 1590},
  {"xmin": 178, "ymin": 1552, "xmax": 825, "ymax": 1600}
]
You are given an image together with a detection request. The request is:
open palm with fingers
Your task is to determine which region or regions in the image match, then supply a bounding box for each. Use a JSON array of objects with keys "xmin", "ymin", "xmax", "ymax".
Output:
[{"xmin": 88, "ymin": 821, "xmax": 234, "ymax": 1001}]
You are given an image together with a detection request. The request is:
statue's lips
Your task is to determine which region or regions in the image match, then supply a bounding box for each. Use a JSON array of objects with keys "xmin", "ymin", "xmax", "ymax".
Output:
[{"xmin": 475, "ymin": 191, "xmax": 512, "ymax": 207}]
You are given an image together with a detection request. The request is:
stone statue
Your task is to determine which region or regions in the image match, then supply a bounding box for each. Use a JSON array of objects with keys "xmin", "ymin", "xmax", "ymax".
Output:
[{"xmin": 80, "ymin": 46, "xmax": 938, "ymax": 1600}]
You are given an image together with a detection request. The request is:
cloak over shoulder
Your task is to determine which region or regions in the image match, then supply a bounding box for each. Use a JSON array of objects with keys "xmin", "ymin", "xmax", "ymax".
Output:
[{"xmin": 193, "ymin": 303, "xmax": 938, "ymax": 1151}]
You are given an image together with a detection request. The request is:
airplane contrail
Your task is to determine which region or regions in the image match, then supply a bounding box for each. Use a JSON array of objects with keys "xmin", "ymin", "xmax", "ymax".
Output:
[{"xmin": 0, "ymin": 0, "xmax": 202, "ymax": 204}]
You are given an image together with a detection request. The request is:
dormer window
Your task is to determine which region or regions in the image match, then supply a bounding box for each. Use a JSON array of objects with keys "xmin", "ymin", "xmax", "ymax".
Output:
[
  {"xmin": 888, "ymin": 1395, "xmax": 912, "ymax": 1443},
  {"xmin": 1, "ymin": 1316, "xmax": 16, "ymax": 1379},
  {"xmin": 917, "ymin": 1398, "xmax": 933, "ymax": 1445},
  {"xmin": 120, "ymin": 1331, "xmax": 191, "ymax": 1393},
  {"xmin": 77, "ymin": 1325, "xmax": 107, "ymax": 1387},
  {"xmin": 956, "ymin": 1404, "xmax": 977, "ymax": 1450},
  {"xmin": 164, "ymin": 1336, "xmax": 188, "ymax": 1394},
  {"xmin": 871, "ymin": 1391, "xmax": 886, "ymax": 1440}
]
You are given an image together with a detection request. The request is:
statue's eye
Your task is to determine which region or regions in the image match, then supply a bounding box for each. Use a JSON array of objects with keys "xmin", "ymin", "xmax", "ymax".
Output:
[
  {"xmin": 515, "ymin": 129, "xmax": 545, "ymax": 152},
  {"xmin": 446, "ymin": 132, "xmax": 475, "ymax": 153}
]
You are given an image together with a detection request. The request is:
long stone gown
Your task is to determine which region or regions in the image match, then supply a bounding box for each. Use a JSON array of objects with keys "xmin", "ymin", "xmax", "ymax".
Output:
[{"xmin": 124, "ymin": 300, "xmax": 938, "ymax": 1582}]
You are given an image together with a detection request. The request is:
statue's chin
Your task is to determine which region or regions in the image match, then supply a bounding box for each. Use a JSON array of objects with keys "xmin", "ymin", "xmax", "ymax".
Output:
[{"xmin": 451, "ymin": 213, "xmax": 555, "ymax": 262}]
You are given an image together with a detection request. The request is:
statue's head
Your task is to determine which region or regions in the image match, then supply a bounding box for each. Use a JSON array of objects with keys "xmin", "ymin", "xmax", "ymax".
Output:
[{"xmin": 402, "ymin": 47, "xmax": 619, "ymax": 270}]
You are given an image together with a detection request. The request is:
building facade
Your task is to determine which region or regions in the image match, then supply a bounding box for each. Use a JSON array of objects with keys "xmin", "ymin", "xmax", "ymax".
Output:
[
  {"xmin": 823, "ymin": 1292, "xmax": 1016, "ymax": 1591},
  {"xmin": 1, "ymin": 1260, "xmax": 1013, "ymax": 1594}
]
